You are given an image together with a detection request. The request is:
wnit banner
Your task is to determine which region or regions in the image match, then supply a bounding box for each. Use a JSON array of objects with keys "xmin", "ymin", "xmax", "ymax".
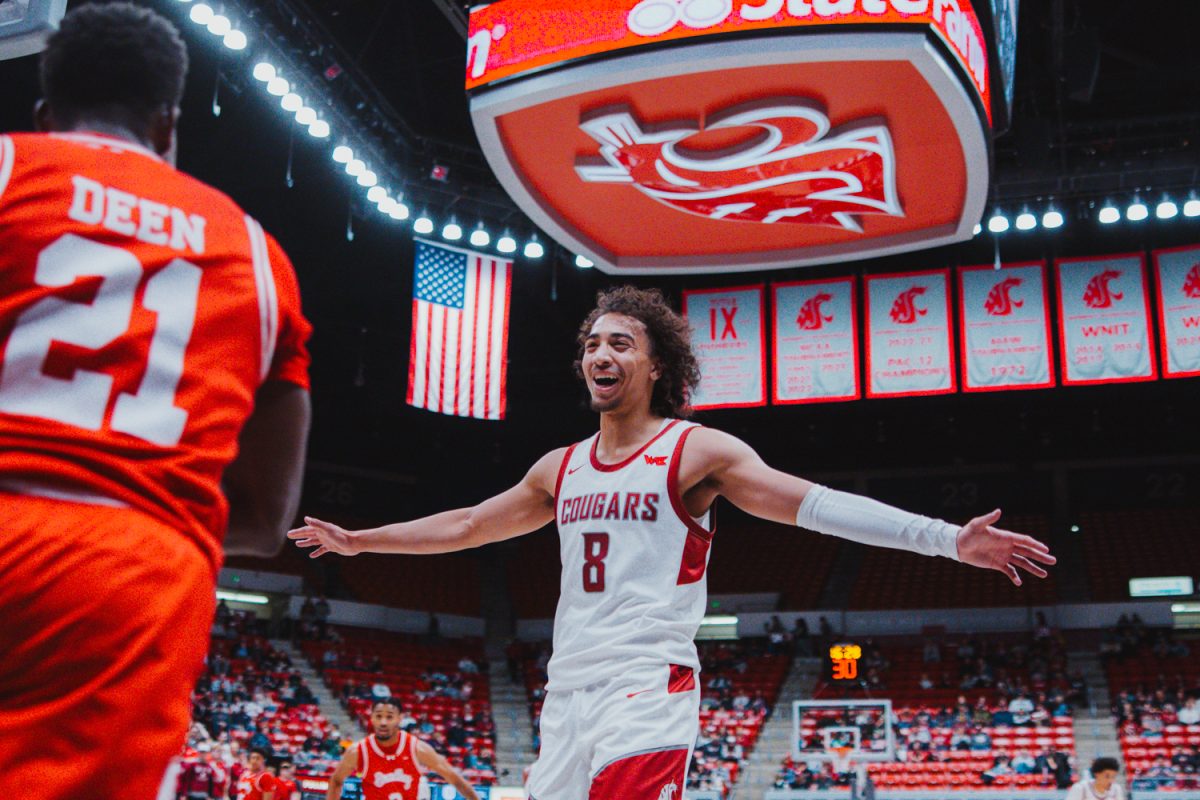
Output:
[
  {"xmin": 958, "ymin": 262, "xmax": 1055, "ymax": 392},
  {"xmin": 683, "ymin": 284, "xmax": 766, "ymax": 410},
  {"xmin": 771, "ymin": 277, "xmax": 859, "ymax": 404},
  {"xmin": 1055, "ymin": 253, "xmax": 1156, "ymax": 385},
  {"xmin": 865, "ymin": 270, "xmax": 955, "ymax": 398},
  {"xmin": 1153, "ymin": 245, "xmax": 1200, "ymax": 379}
]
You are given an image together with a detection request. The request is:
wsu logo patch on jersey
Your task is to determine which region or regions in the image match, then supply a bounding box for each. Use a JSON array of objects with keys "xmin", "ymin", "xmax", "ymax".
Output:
[
  {"xmin": 575, "ymin": 100, "xmax": 902, "ymax": 232},
  {"xmin": 1083, "ymin": 270, "xmax": 1124, "ymax": 309},
  {"xmin": 984, "ymin": 277, "xmax": 1023, "ymax": 316},
  {"xmin": 889, "ymin": 287, "xmax": 928, "ymax": 325}
]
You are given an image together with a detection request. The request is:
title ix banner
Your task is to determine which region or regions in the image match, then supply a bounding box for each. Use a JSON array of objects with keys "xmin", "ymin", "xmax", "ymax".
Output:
[
  {"xmin": 1154, "ymin": 245, "xmax": 1200, "ymax": 379},
  {"xmin": 865, "ymin": 270, "xmax": 955, "ymax": 398},
  {"xmin": 683, "ymin": 285, "xmax": 767, "ymax": 410},
  {"xmin": 958, "ymin": 262, "xmax": 1055, "ymax": 392},
  {"xmin": 1055, "ymin": 253, "xmax": 1156, "ymax": 386},
  {"xmin": 772, "ymin": 278, "xmax": 859, "ymax": 404}
]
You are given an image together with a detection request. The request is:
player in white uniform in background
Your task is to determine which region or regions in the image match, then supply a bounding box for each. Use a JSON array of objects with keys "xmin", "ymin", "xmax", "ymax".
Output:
[
  {"xmin": 1066, "ymin": 758, "xmax": 1125, "ymax": 800},
  {"xmin": 291, "ymin": 286, "xmax": 1057, "ymax": 799}
]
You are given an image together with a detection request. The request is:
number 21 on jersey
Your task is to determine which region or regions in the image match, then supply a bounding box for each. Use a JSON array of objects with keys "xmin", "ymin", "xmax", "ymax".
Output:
[{"xmin": 0, "ymin": 233, "xmax": 200, "ymax": 446}]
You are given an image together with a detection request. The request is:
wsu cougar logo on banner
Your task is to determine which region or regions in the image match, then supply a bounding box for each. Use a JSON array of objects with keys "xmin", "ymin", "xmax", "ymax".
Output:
[
  {"xmin": 658, "ymin": 781, "xmax": 679, "ymax": 800},
  {"xmin": 984, "ymin": 276, "xmax": 1023, "ymax": 316},
  {"xmin": 576, "ymin": 100, "xmax": 903, "ymax": 232},
  {"xmin": 889, "ymin": 286, "xmax": 928, "ymax": 325},
  {"xmin": 796, "ymin": 292, "xmax": 834, "ymax": 330},
  {"xmin": 1083, "ymin": 270, "xmax": 1124, "ymax": 309},
  {"xmin": 1183, "ymin": 264, "xmax": 1200, "ymax": 299}
]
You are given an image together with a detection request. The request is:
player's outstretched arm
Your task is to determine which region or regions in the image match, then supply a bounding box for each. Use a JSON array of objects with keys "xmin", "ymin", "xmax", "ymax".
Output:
[
  {"xmin": 690, "ymin": 428, "xmax": 1056, "ymax": 586},
  {"xmin": 288, "ymin": 448, "xmax": 564, "ymax": 558},
  {"xmin": 324, "ymin": 744, "xmax": 358, "ymax": 800},
  {"xmin": 415, "ymin": 741, "xmax": 482, "ymax": 800}
]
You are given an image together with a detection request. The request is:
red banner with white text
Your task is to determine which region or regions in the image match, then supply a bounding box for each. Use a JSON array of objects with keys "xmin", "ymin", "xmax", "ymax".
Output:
[
  {"xmin": 771, "ymin": 277, "xmax": 859, "ymax": 404},
  {"xmin": 865, "ymin": 270, "xmax": 955, "ymax": 398},
  {"xmin": 1055, "ymin": 254, "xmax": 1156, "ymax": 386},
  {"xmin": 958, "ymin": 262, "xmax": 1055, "ymax": 392},
  {"xmin": 683, "ymin": 284, "xmax": 767, "ymax": 410},
  {"xmin": 1153, "ymin": 245, "xmax": 1200, "ymax": 379}
]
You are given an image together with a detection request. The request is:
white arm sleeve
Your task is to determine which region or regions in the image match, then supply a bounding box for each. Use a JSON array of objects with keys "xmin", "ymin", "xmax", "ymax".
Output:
[{"xmin": 795, "ymin": 484, "xmax": 961, "ymax": 561}]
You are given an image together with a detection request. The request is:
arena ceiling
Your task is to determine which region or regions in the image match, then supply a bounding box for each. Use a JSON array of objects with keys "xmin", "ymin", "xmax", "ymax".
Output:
[{"xmin": 0, "ymin": 0, "xmax": 1197, "ymax": 528}]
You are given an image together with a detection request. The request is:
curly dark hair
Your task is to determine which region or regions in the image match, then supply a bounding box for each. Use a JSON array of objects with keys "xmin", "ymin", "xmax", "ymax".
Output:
[
  {"xmin": 40, "ymin": 2, "xmax": 188, "ymax": 128},
  {"xmin": 574, "ymin": 286, "xmax": 701, "ymax": 419}
]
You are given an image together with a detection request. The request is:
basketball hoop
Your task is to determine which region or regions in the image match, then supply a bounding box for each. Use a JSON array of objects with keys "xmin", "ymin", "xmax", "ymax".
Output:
[{"xmin": 831, "ymin": 746, "xmax": 854, "ymax": 775}]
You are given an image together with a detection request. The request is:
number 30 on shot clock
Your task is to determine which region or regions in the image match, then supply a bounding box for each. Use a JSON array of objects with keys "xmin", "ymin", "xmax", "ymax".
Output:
[{"xmin": 830, "ymin": 643, "xmax": 862, "ymax": 681}]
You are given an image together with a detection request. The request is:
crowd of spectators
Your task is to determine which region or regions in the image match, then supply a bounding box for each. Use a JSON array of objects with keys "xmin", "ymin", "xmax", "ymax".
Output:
[{"xmin": 1106, "ymin": 615, "xmax": 1199, "ymax": 790}]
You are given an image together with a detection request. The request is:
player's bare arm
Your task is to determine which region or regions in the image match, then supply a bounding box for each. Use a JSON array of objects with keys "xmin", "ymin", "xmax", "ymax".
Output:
[
  {"xmin": 323, "ymin": 744, "xmax": 359, "ymax": 800},
  {"xmin": 224, "ymin": 380, "xmax": 311, "ymax": 557},
  {"xmin": 678, "ymin": 427, "xmax": 1056, "ymax": 586},
  {"xmin": 415, "ymin": 740, "xmax": 482, "ymax": 800},
  {"xmin": 289, "ymin": 447, "xmax": 565, "ymax": 557}
]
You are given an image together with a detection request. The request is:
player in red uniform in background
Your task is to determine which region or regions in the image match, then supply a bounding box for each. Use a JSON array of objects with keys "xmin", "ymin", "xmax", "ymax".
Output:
[
  {"xmin": 235, "ymin": 750, "xmax": 278, "ymax": 800},
  {"xmin": 273, "ymin": 761, "xmax": 301, "ymax": 800},
  {"xmin": 0, "ymin": 5, "xmax": 311, "ymax": 799},
  {"xmin": 325, "ymin": 700, "xmax": 481, "ymax": 800}
]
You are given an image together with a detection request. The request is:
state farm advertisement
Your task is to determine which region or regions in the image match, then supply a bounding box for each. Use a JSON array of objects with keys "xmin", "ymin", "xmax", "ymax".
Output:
[
  {"xmin": 1055, "ymin": 254, "xmax": 1156, "ymax": 385},
  {"xmin": 772, "ymin": 277, "xmax": 859, "ymax": 403},
  {"xmin": 865, "ymin": 270, "xmax": 955, "ymax": 397},
  {"xmin": 1153, "ymin": 245, "xmax": 1200, "ymax": 379},
  {"xmin": 683, "ymin": 285, "xmax": 767, "ymax": 410},
  {"xmin": 958, "ymin": 262, "xmax": 1055, "ymax": 392}
]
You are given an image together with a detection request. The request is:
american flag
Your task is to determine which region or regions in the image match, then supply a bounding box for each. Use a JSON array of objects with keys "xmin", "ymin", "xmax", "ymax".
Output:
[{"xmin": 407, "ymin": 238, "xmax": 512, "ymax": 420}]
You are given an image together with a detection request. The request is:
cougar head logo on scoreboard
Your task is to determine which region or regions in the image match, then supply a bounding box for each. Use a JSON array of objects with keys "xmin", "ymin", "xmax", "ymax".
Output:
[{"xmin": 576, "ymin": 100, "xmax": 903, "ymax": 232}]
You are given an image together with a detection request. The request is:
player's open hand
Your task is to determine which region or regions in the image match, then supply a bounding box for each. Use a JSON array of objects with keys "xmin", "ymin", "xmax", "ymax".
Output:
[
  {"xmin": 955, "ymin": 509, "xmax": 1056, "ymax": 586},
  {"xmin": 287, "ymin": 517, "xmax": 359, "ymax": 559}
]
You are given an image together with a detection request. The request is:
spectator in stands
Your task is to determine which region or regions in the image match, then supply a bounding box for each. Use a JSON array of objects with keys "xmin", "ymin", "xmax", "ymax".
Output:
[
  {"xmin": 918, "ymin": 672, "xmax": 934, "ymax": 690},
  {"xmin": 458, "ymin": 655, "xmax": 479, "ymax": 674},
  {"xmin": 370, "ymin": 680, "xmax": 391, "ymax": 701},
  {"xmin": 367, "ymin": 654, "xmax": 383, "ymax": 673},
  {"xmin": 981, "ymin": 753, "xmax": 1013, "ymax": 785},
  {"xmin": 922, "ymin": 638, "xmax": 941, "ymax": 663},
  {"xmin": 273, "ymin": 762, "xmax": 300, "ymax": 800},
  {"xmin": 1008, "ymin": 692, "xmax": 1035, "ymax": 726},
  {"xmin": 970, "ymin": 729, "xmax": 992, "ymax": 752},
  {"xmin": 1068, "ymin": 757, "xmax": 1124, "ymax": 800},
  {"xmin": 793, "ymin": 617, "xmax": 813, "ymax": 657},
  {"xmin": 1035, "ymin": 747, "xmax": 1073, "ymax": 789},
  {"xmin": 1180, "ymin": 697, "xmax": 1200, "ymax": 725},
  {"xmin": 1013, "ymin": 750, "xmax": 1037, "ymax": 774}
]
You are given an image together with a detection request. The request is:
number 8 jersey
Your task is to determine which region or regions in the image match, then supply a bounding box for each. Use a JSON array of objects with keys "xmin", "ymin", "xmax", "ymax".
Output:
[
  {"xmin": 548, "ymin": 419, "xmax": 714, "ymax": 692},
  {"xmin": 0, "ymin": 132, "xmax": 310, "ymax": 572}
]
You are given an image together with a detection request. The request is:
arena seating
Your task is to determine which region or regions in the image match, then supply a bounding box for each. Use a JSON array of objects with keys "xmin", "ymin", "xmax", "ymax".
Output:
[
  {"xmin": 849, "ymin": 514, "xmax": 1057, "ymax": 609},
  {"xmin": 1106, "ymin": 623, "xmax": 1199, "ymax": 789},
  {"xmin": 300, "ymin": 626, "xmax": 497, "ymax": 785},
  {"xmin": 779, "ymin": 633, "xmax": 1078, "ymax": 791},
  {"xmin": 1080, "ymin": 508, "xmax": 1200, "ymax": 601},
  {"xmin": 189, "ymin": 611, "xmax": 341, "ymax": 779}
]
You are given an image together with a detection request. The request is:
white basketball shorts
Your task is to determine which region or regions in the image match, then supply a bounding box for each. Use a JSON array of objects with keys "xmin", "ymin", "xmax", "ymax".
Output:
[{"xmin": 526, "ymin": 662, "xmax": 699, "ymax": 800}]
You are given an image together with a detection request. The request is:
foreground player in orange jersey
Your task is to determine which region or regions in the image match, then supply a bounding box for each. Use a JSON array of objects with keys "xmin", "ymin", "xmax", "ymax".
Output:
[
  {"xmin": 325, "ymin": 700, "xmax": 482, "ymax": 800},
  {"xmin": 293, "ymin": 287, "xmax": 1055, "ymax": 799},
  {"xmin": 0, "ymin": 5, "xmax": 311, "ymax": 799}
]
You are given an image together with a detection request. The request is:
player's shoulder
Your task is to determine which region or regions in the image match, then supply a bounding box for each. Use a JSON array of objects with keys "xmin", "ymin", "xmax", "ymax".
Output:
[{"xmin": 681, "ymin": 424, "xmax": 752, "ymax": 456}]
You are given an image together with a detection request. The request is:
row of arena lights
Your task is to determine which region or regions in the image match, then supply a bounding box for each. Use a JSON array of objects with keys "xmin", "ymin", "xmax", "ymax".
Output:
[
  {"xmin": 176, "ymin": 0, "xmax": 547, "ymax": 258},
  {"xmin": 977, "ymin": 194, "xmax": 1200, "ymax": 234}
]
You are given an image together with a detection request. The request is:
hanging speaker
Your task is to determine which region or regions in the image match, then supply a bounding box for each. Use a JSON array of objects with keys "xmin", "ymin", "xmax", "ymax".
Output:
[{"xmin": 0, "ymin": 0, "xmax": 67, "ymax": 61}]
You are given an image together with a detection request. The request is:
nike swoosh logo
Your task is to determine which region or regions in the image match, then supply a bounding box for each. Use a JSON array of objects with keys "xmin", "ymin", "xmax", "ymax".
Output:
[
  {"xmin": 626, "ymin": 689, "xmax": 653, "ymax": 699},
  {"xmin": 568, "ymin": 465, "xmax": 584, "ymax": 474}
]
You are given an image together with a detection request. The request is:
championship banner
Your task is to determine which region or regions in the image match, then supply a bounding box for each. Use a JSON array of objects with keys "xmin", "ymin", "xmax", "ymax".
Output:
[
  {"xmin": 771, "ymin": 277, "xmax": 858, "ymax": 404},
  {"xmin": 1055, "ymin": 253, "xmax": 1156, "ymax": 386},
  {"xmin": 1153, "ymin": 244, "xmax": 1200, "ymax": 379},
  {"xmin": 957, "ymin": 262, "xmax": 1055, "ymax": 392},
  {"xmin": 683, "ymin": 285, "xmax": 766, "ymax": 410},
  {"xmin": 865, "ymin": 270, "xmax": 955, "ymax": 398}
]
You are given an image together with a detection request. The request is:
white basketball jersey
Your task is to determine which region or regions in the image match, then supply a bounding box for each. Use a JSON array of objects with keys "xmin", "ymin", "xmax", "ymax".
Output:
[{"xmin": 546, "ymin": 419, "xmax": 714, "ymax": 692}]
